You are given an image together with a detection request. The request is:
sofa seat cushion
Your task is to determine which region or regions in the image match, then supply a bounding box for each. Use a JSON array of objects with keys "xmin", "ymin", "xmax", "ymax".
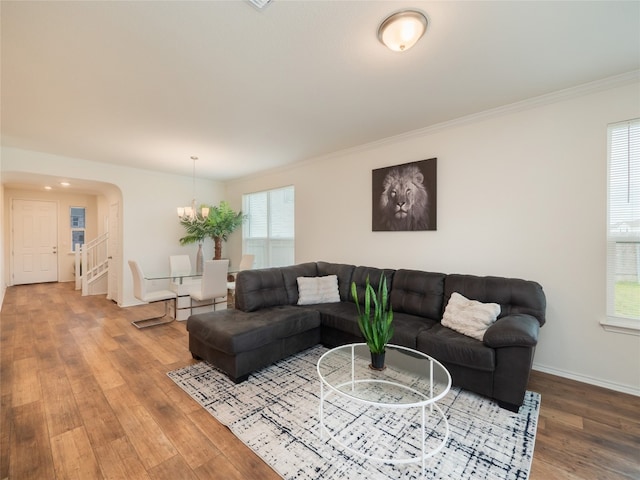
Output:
[
  {"xmin": 311, "ymin": 302, "xmax": 362, "ymax": 337},
  {"xmin": 310, "ymin": 304, "xmax": 438, "ymax": 350},
  {"xmin": 187, "ymin": 306, "xmax": 321, "ymax": 355},
  {"xmin": 416, "ymin": 324, "xmax": 495, "ymax": 372},
  {"xmin": 387, "ymin": 312, "xmax": 438, "ymax": 349}
]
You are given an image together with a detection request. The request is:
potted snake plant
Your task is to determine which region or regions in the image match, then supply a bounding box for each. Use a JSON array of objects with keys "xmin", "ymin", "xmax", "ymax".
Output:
[{"xmin": 350, "ymin": 274, "xmax": 394, "ymax": 370}]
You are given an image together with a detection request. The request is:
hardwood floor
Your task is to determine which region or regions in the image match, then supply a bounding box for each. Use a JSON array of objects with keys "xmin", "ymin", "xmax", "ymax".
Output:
[{"xmin": 1, "ymin": 282, "xmax": 638, "ymax": 479}]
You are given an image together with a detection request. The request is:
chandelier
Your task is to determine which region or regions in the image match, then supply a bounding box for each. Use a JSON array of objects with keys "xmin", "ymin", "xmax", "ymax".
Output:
[{"xmin": 177, "ymin": 156, "xmax": 209, "ymax": 221}]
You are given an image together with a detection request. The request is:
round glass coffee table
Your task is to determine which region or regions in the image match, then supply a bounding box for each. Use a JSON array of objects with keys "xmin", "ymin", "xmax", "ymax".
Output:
[{"xmin": 317, "ymin": 343, "xmax": 451, "ymax": 475}]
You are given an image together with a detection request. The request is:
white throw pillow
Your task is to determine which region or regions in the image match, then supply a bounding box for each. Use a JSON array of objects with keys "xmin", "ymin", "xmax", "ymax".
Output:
[
  {"xmin": 297, "ymin": 275, "xmax": 341, "ymax": 305},
  {"xmin": 441, "ymin": 292, "xmax": 501, "ymax": 341}
]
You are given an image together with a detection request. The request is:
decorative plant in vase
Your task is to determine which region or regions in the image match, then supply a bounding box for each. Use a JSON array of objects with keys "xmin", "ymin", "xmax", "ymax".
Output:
[
  {"xmin": 179, "ymin": 201, "xmax": 245, "ymax": 260},
  {"xmin": 350, "ymin": 274, "xmax": 394, "ymax": 370}
]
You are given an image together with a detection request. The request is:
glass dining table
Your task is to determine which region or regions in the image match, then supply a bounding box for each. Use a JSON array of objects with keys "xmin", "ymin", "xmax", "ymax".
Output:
[
  {"xmin": 144, "ymin": 271, "xmax": 202, "ymax": 284},
  {"xmin": 144, "ymin": 270, "xmax": 204, "ymax": 321},
  {"xmin": 145, "ymin": 265, "xmax": 236, "ymax": 320}
]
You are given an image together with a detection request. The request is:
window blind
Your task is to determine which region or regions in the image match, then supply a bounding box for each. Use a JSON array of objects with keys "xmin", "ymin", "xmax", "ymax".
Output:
[
  {"xmin": 243, "ymin": 186, "xmax": 295, "ymax": 269},
  {"xmin": 607, "ymin": 119, "xmax": 640, "ymax": 321}
]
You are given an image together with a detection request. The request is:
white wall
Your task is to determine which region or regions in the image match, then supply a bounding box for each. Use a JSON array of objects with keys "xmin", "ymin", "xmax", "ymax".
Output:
[
  {"xmin": 0, "ymin": 148, "xmax": 225, "ymax": 306},
  {"xmin": 226, "ymin": 79, "xmax": 640, "ymax": 395}
]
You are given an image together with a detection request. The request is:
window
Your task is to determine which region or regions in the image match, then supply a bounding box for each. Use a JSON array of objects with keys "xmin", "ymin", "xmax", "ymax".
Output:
[
  {"xmin": 243, "ymin": 186, "xmax": 294, "ymax": 269},
  {"xmin": 70, "ymin": 207, "xmax": 86, "ymax": 252},
  {"xmin": 605, "ymin": 119, "xmax": 640, "ymax": 333}
]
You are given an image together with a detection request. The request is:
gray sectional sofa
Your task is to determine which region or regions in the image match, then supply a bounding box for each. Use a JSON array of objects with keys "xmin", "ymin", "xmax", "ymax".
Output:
[{"xmin": 186, "ymin": 261, "xmax": 546, "ymax": 411}]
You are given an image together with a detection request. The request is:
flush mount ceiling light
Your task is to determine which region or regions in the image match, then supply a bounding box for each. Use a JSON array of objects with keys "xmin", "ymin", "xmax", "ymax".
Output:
[{"xmin": 378, "ymin": 10, "xmax": 428, "ymax": 52}]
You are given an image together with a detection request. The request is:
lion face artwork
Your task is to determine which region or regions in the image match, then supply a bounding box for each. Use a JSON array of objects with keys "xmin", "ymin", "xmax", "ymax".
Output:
[{"xmin": 373, "ymin": 159, "xmax": 436, "ymax": 231}]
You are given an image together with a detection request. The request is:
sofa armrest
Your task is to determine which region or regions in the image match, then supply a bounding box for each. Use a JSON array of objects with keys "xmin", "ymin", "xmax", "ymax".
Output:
[{"xmin": 483, "ymin": 314, "xmax": 539, "ymax": 348}]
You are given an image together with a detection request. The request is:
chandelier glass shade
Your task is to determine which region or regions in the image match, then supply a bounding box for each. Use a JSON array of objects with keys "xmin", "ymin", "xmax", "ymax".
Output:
[
  {"xmin": 177, "ymin": 202, "xmax": 209, "ymax": 221},
  {"xmin": 177, "ymin": 156, "xmax": 209, "ymax": 221}
]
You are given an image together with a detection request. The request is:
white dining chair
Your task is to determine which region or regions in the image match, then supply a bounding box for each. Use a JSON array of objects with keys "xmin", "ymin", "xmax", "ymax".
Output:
[
  {"xmin": 227, "ymin": 254, "xmax": 255, "ymax": 292},
  {"xmin": 169, "ymin": 254, "xmax": 200, "ymax": 287},
  {"xmin": 128, "ymin": 260, "xmax": 177, "ymax": 328},
  {"xmin": 190, "ymin": 259, "xmax": 229, "ymax": 311},
  {"xmin": 169, "ymin": 254, "xmax": 191, "ymax": 278}
]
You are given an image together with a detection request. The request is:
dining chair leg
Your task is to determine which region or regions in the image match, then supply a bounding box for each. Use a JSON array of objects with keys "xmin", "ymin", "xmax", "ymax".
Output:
[{"xmin": 131, "ymin": 298, "xmax": 175, "ymax": 329}]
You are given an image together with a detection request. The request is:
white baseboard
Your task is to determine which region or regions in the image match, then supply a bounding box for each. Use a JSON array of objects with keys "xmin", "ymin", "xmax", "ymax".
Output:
[{"xmin": 532, "ymin": 363, "xmax": 640, "ymax": 397}]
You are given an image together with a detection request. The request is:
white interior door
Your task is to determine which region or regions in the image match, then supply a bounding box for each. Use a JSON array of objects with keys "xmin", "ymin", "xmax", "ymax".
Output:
[
  {"xmin": 12, "ymin": 199, "xmax": 58, "ymax": 285},
  {"xmin": 107, "ymin": 201, "xmax": 120, "ymax": 302}
]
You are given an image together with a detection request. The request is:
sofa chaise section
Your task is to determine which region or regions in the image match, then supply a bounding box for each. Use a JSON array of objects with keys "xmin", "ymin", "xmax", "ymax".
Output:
[{"xmin": 188, "ymin": 263, "xmax": 321, "ymax": 382}]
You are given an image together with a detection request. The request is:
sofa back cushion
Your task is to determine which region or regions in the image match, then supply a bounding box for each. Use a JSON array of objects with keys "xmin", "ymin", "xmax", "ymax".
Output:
[
  {"xmin": 280, "ymin": 262, "xmax": 319, "ymax": 304},
  {"xmin": 349, "ymin": 266, "xmax": 395, "ymax": 305},
  {"xmin": 316, "ymin": 261, "xmax": 356, "ymax": 301},
  {"xmin": 390, "ymin": 269, "xmax": 446, "ymax": 320},
  {"xmin": 235, "ymin": 267, "xmax": 289, "ymax": 312},
  {"xmin": 444, "ymin": 274, "xmax": 546, "ymax": 326}
]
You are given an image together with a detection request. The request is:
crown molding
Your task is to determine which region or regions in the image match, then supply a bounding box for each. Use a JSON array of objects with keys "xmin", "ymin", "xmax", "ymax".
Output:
[
  {"xmin": 366, "ymin": 70, "xmax": 640, "ymax": 150},
  {"xmin": 229, "ymin": 70, "xmax": 640, "ymax": 184}
]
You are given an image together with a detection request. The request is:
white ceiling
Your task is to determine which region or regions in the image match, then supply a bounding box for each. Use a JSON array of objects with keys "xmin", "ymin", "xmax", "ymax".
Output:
[{"xmin": 2, "ymin": 1, "xmax": 639, "ymax": 182}]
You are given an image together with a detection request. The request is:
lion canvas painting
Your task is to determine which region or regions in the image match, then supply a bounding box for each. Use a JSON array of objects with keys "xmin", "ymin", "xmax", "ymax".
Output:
[{"xmin": 372, "ymin": 158, "xmax": 437, "ymax": 231}]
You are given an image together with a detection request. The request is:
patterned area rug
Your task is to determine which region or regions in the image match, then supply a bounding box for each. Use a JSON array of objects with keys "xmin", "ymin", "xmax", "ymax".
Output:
[{"xmin": 168, "ymin": 346, "xmax": 539, "ymax": 479}]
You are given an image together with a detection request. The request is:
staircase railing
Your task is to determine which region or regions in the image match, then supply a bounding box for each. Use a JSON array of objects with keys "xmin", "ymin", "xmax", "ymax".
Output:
[{"xmin": 75, "ymin": 232, "xmax": 109, "ymax": 295}]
